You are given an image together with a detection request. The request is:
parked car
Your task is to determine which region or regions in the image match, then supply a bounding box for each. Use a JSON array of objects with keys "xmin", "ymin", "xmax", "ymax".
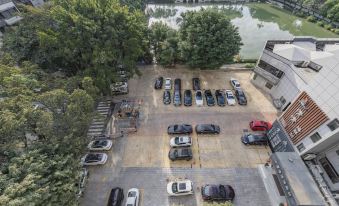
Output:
[
  {"xmin": 76, "ymin": 168, "xmax": 89, "ymax": 198},
  {"xmin": 81, "ymin": 153, "xmax": 108, "ymax": 166},
  {"xmin": 225, "ymin": 90, "xmax": 236, "ymax": 106},
  {"xmin": 163, "ymin": 90, "xmax": 171, "ymax": 105},
  {"xmin": 234, "ymin": 88, "xmax": 247, "ymax": 105},
  {"xmin": 168, "ymin": 148, "xmax": 193, "ymax": 161},
  {"xmin": 107, "ymin": 187, "xmax": 124, "ymax": 206},
  {"xmin": 249, "ymin": 120, "xmax": 272, "ymax": 131},
  {"xmin": 170, "ymin": 136, "xmax": 192, "ymax": 147},
  {"xmin": 195, "ymin": 90, "xmax": 204, "ymax": 106},
  {"xmin": 184, "ymin": 90, "xmax": 192, "ymax": 106},
  {"xmin": 201, "ymin": 184, "xmax": 235, "ymax": 202},
  {"xmin": 154, "ymin": 77, "xmax": 163, "ymax": 89},
  {"xmin": 230, "ymin": 78, "xmax": 241, "ymax": 89},
  {"xmin": 241, "ymin": 133, "xmax": 268, "ymax": 145},
  {"xmin": 125, "ymin": 188, "xmax": 139, "ymax": 206},
  {"xmin": 167, "ymin": 179, "xmax": 194, "ymax": 196},
  {"xmin": 215, "ymin": 90, "xmax": 226, "ymax": 106},
  {"xmin": 87, "ymin": 139, "xmax": 113, "ymax": 151},
  {"xmin": 204, "ymin": 90, "xmax": 215, "ymax": 106},
  {"xmin": 164, "ymin": 78, "xmax": 172, "ymax": 90},
  {"xmin": 192, "ymin": 78, "xmax": 201, "ymax": 90},
  {"xmin": 196, "ymin": 124, "xmax": 220, "ymax": 134},
  {"xmin": 174, "ymin": 78, "xmax": 181, "ymax": 91},
  {"xmin": 168, "ymin": 124, "xmax": 193, "ymax": 134},
  {"xmin": 173, "ymin": 90, "xmax": 181, "ymax": 106}
]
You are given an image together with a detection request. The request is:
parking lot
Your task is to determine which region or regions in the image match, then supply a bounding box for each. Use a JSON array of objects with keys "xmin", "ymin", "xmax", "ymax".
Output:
[{"xmin": 81, "ymin": 66, "xmax": 278, "ymax": 206}]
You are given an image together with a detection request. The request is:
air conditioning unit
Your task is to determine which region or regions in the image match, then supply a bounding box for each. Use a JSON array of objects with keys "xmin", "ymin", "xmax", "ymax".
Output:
[{"xmin": 303, "ymin": 153, "xmax": 316, "ymax": 161}]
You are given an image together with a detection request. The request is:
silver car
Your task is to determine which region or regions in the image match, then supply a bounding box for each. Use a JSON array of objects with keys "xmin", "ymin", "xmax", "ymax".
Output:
[
  {"xmin": 81, "ymin": 153, "xmax": 108, "ymax": 166},
  {"xmin": 164, "ymin": 78, "xmax": 172, "ymax": 90},
  {"xmin": 126, "ymin": 188, "xmax": 139, "ymax": 206},
  {"xmin": 170, "ymin": 136, "xmax": 192, "ymax": 147}
]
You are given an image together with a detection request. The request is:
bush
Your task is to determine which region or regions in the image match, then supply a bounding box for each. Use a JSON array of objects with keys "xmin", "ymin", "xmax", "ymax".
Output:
[
  {"xmin": 306, "ymin": 16, "xmax": 316, "ymax": 23},
  {"xmin": 324, "ymin": 24, "xmax": 332, "ymax": 30},
  {"xmin": 316, "ymin": 21, "xmax": 325, "ymax": 27},
  {"xmin": 335, "ymin": 29, "xmax": 339, "ymax": 34},
  {"xmin": 245, "ymin": 63, "xmax": 255, "ymax": 68}
]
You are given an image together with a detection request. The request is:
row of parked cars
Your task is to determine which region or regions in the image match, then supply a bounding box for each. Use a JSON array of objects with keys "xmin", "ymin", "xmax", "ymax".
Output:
[
  {"xmin": 167, "ymin": 179, "xmax": 235, "ymax": 202},
  {"xmin": 156, "ymin": 77, "xmax": 248, "ymax": 106},
  {"xmin": 241, "ymin": 120, "xmax": 272, "ymax": 145},
  {"xmin": 81, "ymin": 139, "xmax": 113, "ymax": 166},
  {"xmin": 167, "ymin": 124, "xmax": 220, "ymax": 161},
  {"xmin": 107, "ymin": 187, "xmax": 140, "ymax": 206}
]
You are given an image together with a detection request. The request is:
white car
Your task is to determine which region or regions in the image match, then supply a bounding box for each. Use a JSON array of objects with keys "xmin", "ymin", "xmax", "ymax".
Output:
[
  {"xmin": 230, "ymin": 78, "xmax": 241, "ymax": 89},
  {"xmin": 167, "ymin": 179, "xmax": 194, "ymax": 196},
  {"xmin": 126, "ymin": 188, "xmax": 140, "ymax": 206},
  {"xmin": 81, "ymin": 153, "xmax": 107, "ymax": 166},
  {"xmin": 225, "ymin": 90, "xmax": 236, "ymax": 106},
  {"xmin": 165, "ymin": 78, "xmax": 172, "ymax": 90},
  {"xmin": 195, "ymin": 90, "xmax": 203, "ymax": 106},
  {"xmin": 170, "ymin": 136, "xmax": 192, "ymax": 148},
  {"xmin": 87, "ymin": 139, "xmax": 113, "ymax": 151}
]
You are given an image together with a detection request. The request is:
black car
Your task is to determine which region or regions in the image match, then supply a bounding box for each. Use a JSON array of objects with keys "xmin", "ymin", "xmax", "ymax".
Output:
[
  {"xmin": 154, "ymin": 77, "xmax": 163, "ymax": 89},
  {"xmin": 215, "ymin": 90, "xmax": 226, "ymax": 106},
  {"xmin": 168, "ymin": 148, "xmax": 193, "ymax": 161},
  {"xmin": 201, "ymin": 184, "xmax": 235, "ymax": 202},
  {"xmin": 107, "ymin": 187, "xmax": 124, "ymax": 206},
  {"xmin": 174, "ymin": 78, "xmax": 181, "ymax": 91},
  {"xmin": 173, "ymin": 90, "xmax": 181, "ymax": 106},
  {"xmin": 192, "ymin": 78, "xmax": 200, "ymax": 90},
  {"xmin": 196, "ymin": 124, "xmax": 220, "ymax": 134},
  {"xmin": 168, "ymin": 124, "xmax": 193, "ymax": 134},
  {"xmin": 235, "ymin": 88, "xmax": 247, "ymax": 105},
  {"xmin": 204, "ymin": 90, "xmax": 215, "ymax": 106},
  {"xmin": 241, "ymin": 133, "xmax": 268, "ymax": 145},
  {"xmin": 163, "ymin": 90, "xmax": 171, "ymax": 105},
  {"xmin": 184, "ymin": 90, "xmax": 192, "ymax": 106}
]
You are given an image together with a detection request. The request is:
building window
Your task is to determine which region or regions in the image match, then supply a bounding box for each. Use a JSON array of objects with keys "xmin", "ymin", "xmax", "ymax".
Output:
[
  {"xmin": 297, "ymin": 143, "xmax": 305, "ymax": 152},
  {"xmin": 280, "ymin": 96, "xmax": 286, "ymax": 105},
  {"xmin": 319, "ymin": 157, "xmax": 339, "ymax": 184},
  {"xmin": 327, "ymin": 119, "xmax": 339, "ymax": 131},
  {"xmin": 258, "ymin": 60, "xmax": 285, "ymax": 79},
  {"xmin": 265, "ymin": 82, "xmax": 273, "ymax": 89},
  {"xmin": 310, "ymin": 132, "xmax": 321, "ymax": 143}
]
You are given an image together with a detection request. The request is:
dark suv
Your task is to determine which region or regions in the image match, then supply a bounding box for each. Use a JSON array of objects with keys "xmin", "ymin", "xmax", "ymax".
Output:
[
  {"xmin": 173, "ymin": 90, "xmax": 181, "ymax": 106},
  {"xmin": 184, "ymin": 90, "xmax": 192, "ymax": 106},
  {"xmin": 168, "ymin": 148, "xmax": 193, "ymax": 161},
  {"xmin": 107, "ymin": 187, "xmax": 124, "ymax": 206},
  {"xmin": 235, "ymin": 88, "xmax": 247, "ymax": 105},
  {"xmin": 154, "ymin": 77, "xmax": 163, "ymax": 89},
  {"xmin": 174, "ymin": 78, "xmax": 181, "ymax": 91},
  {"xmin": 201, "ymin": 184, "xmax": 235, "ymax": 202},
  {"xmin": 204, "ymin": 90, "xmax": 215, "ymax": 106},
  {"xmin": 192, "ymin": 78, "xmax": 200, "ymax": 90},
  {"xmin": 241, "ymin": 133, "xmax": 268, "ymax": 145},
  {"xmin": 196, "ymin": 124, "xmax": 220, "ymax": 134}
]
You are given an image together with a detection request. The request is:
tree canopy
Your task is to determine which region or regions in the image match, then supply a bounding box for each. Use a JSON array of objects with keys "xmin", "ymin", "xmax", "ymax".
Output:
[
  {"xmin": 3, "ymin": 0, "xmax": 148, "ymax": 93},
  {"xmin": 179, "ymin": 9, "xmax": 242, "ymax": 69}
]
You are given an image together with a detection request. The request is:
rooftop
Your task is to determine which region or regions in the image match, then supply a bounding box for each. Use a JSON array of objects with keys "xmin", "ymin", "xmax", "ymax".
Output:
[{"xmin": 272, "ymin": 152, "xmax": 326, "ymax": 206}]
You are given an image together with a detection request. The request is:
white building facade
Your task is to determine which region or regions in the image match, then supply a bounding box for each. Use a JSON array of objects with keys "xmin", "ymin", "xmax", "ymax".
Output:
[{"xmin": 253, "ymin": 37, "xmax": 339, "ymax": 194}]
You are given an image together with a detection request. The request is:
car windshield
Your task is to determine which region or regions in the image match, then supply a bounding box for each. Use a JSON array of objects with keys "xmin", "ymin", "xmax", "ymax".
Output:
[
  {"xmin": 175, "ymin": 137, "xmax": 180, "ymax": 144},
  {"xmin": 93, "ymin": 140, "xmax": 107, "ymax": 147},
  {"xmin": 128, "ymin": 191, "xmax": 136, "ymax": 197},
  {"xmin": 227, "ymin": 93, "xmax": 234, "ymax": 99},
  {"xmin": 204, "ymin": 186, "xmax": 211, "ymax": 196},
  {"xmin": 85, "ymin": 154, "xmax": 101, "ymax": 161},
  {"xmin": 219, "ymin": 185, "xmax": 226, "ymax": 198},
  {"xmin": 238, "ymin": 90, "xmax": 244, "ymax": 96},
  {"xmin": 232, "ymin": 80, "xmax": 240, "ymax": 87},
  {"xmin": 196, "ymin": 92, "xmax": 202, "ymax": 100},
  {"xmin": 247, "ymin": 135, "xmax": 261, "ymax": 142},
  {"xmin": 172, "ymin": 183, "xmax": 178, "ymax": 193}
]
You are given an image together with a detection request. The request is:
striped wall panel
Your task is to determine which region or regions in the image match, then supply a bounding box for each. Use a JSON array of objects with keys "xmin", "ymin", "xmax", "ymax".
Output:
[{"xmin": 279, "ymin": 91, "xmax": 329, "ymax": 145}]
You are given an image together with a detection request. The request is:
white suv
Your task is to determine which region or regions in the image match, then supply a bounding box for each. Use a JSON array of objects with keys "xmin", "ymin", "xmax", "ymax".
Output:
[
  {"xmin": 165, "ymin": 78, "xmax": 172, "ymax": 90},
  {"xmin": 170, "ymin": 136, "xmax": 192, "ymax": 147},
  {"xmin": 167, "ymin": 179, "xmax": 194, "ymax": 196}
]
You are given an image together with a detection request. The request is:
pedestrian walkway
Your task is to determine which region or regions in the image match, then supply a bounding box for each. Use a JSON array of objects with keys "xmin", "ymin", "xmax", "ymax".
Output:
[{"xmin": 87, "ymin": 100, "xmax": 113, "ymax": 138}]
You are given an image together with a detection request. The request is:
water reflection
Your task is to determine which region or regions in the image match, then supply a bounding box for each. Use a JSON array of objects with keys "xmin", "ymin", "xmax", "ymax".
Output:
[{"xmin": 147, "ymin": 3, "xmax": 337, "ymax": 59}]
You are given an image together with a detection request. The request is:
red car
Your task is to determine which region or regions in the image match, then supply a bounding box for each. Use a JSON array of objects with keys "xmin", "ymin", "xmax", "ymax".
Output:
[{"xmin": 249, "ymin": 120, "xmax": 272, "ymax": 131}]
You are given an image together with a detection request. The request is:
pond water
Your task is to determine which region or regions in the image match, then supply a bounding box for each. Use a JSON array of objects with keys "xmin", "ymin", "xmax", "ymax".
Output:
[{"xmin": 147, "ymin": 3, "xmax": 339, "ymax": 59}]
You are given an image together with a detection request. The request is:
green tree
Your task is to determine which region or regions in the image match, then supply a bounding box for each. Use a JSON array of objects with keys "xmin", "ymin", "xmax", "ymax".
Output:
[
  {"xmin": 179, "ymin": 8, "xmax": 242, "ymax": 69},
  {"xmin": 149, "ymin": 22, "xmax": 180, "ymax": 66},
  {"xmin": 4, "ymin": 0, "xmax": 148, "ymax": 93}
]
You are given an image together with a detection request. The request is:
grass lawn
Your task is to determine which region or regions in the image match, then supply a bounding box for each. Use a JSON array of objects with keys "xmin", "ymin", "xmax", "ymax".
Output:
[{"xmin": 248, "ymin": 3, "xmax": 339, "ymax": 38}]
